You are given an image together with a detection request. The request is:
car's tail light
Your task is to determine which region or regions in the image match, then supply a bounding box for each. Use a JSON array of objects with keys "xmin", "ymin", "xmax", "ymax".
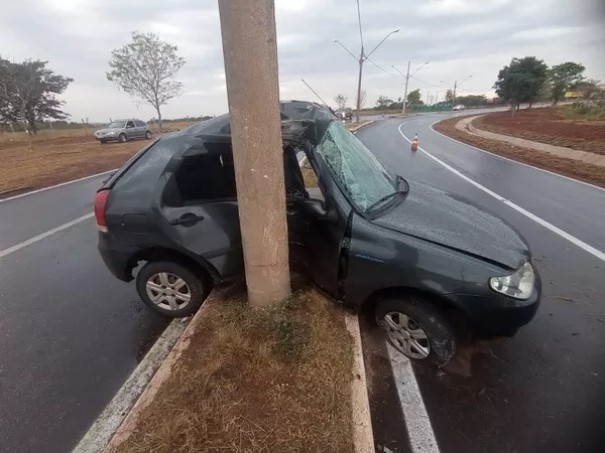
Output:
[{"xmin": 94, "ymin": 190, "xmax": 110, "ymax": 233}]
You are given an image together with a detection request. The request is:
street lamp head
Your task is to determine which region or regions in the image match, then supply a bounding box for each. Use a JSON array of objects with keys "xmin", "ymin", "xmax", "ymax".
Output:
[{"xmin": 393, "ymin": 29, "xmax": 400, "ymax": 33}]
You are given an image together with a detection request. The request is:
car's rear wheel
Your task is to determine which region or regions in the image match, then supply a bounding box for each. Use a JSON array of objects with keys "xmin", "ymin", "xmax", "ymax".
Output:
[
  {"xmin": 376, "ymin": 295, "xmax": 456, "ymax": 367},
  {"xmin": 136, "ymin": 261, "xmax": 210, "ymax": 317},
  {"xmin": 100, "ymin": 140, "xmax": 107, "ymax": 144},
  {"xmin": 145, "ymin": 131, "xmax": 152, "ymax": 139},
  {"xmin": 119, "ymin": 133, "xmax": 127, "ymax": 143}
]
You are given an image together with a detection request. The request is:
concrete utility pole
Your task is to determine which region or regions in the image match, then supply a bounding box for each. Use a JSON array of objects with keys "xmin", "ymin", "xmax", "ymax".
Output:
[
  {"xmin": 441, "ymin": 75, "xmax": 471, "ymax": 109},
  {"xmin": 392, "ymin": 61, "xmax": 429, "ymax": 114},
  {"xmin": 218, "ymin": 0, "xmax": 290, "ymax": 307}
]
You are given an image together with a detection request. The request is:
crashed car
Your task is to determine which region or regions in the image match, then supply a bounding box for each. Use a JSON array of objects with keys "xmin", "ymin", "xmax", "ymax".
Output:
[{"xmin": 95, "ymin": 102, "xmax": 540, "ymax": 366}]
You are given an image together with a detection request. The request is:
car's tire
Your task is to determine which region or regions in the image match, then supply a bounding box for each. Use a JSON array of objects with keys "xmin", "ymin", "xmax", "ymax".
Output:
[
  {"xmin": 145, "ymin": 131, "xmax": 152, "ymax": 139},
  {"xmin": 375, "ymin": 295, "xmax": 456, "ymax": 367},
  {"xmin": 118, "ymin": 133, "xmax": 127, "ymax": 143},
  {"xmin": 100, "ymin": 140, "xmax": 107, "ymax": 144},
  {"xmin": 136, "ymin": 261, "xmax": 210, "ymax": 318}
]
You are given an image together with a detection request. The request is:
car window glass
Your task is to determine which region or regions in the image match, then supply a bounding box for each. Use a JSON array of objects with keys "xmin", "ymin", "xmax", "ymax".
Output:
[
  {"xmin": 169, "ymin": 153, "xmax": 237, "ymax": 205},
  {"xmin": 112, "ymin": 141, "xmax": 174, "ymax": 210},
  {"xmin": 135, "ymin": 120, "xmax": 144, "ymax": 127},
  {"xmin": 126, "ymin": 121, "xmax": 134, "ymax": 128},
  {"xmin": 315, "ymin": 122, "xmax": 395, "ymax": 212}
]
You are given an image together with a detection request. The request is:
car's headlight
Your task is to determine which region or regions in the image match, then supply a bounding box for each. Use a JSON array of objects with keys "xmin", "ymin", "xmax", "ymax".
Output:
[
  {"xmin": 108, "ymin": 131, "xmax": 116, "ymax": 135},
  {"xmin": 489, "ymin": 262, "xmax": 535, "ymax": 300}
]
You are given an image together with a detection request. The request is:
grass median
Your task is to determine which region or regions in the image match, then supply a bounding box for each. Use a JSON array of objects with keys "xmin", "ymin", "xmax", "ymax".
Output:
[
  {"xmin": 110, "ymin": 288, "xmax": 355, "ymax": 453},
  {"xmin": 434, "ymin": 115, "xmax": 605, "ymax": 188}
]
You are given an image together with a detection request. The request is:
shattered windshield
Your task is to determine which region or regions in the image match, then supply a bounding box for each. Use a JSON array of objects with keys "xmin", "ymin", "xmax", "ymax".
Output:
[{"xmin": 315, "ymin": 121, "xmax": 396, "ymax": 212}]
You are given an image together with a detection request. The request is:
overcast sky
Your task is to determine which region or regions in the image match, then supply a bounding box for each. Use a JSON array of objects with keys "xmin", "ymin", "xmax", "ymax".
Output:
[{"xmin": 1, "ymin": 0, "xmax": 603, "ymax": 122}]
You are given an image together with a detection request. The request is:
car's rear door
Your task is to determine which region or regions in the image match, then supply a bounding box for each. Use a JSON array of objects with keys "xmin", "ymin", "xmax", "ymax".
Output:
[{"xmin": 159, "ymin": 147, "xmax": 244, "ymax": 279}]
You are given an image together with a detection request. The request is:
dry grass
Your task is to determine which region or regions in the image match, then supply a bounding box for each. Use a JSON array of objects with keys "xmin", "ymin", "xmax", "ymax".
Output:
[
  {"xmin": 112, "ymin": 289, "xmax": 355, "ymax": 453},
  {"xmin": 0, "ymin": 121, "xmax": 196, "ymax": 196},
  {"xmin": 434, "ymin": 116, "xmax": 605, "ymax": 188}
]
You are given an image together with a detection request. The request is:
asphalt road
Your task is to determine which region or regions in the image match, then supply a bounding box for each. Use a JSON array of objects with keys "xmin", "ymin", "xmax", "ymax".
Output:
[
  {"xmin": 357, "ymin": 114, "xmax": 605, "ymax": 453},
  {"xmin": 0, "ymin": 175, "xmax": 169, "ymax": 453}
]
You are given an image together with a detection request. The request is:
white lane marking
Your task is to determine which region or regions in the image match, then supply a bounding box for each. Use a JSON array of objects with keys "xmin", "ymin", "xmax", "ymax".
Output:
[
  {"xmin": 398, "ymin": 123, "xmax": 605, "ymax": 262},
  {"xmin": 72, "ymin": 318, "xmax": 188, "ymax": 453},
  {"xmin": 0, "ymin": 213, "xmax": 94, "ymax": 258},
  {"xmin": 429, "ymin": 121, "xmax": 605, "ymax": 193},
  {"xmin": 387, "ymin": 344, "xmax": 441, "ymax": 453},
  {"xmin": 0, "ymin": 169, "xmax": 116, "ymax": 203}
]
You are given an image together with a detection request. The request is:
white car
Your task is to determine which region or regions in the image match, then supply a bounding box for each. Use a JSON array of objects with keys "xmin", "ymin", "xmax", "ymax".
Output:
[{"xmin": 453, "ymin": 104, "xmax": 466, "ymax": 111}]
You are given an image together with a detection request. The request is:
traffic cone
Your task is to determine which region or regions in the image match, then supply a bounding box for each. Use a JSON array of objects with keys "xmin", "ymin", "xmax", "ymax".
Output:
[{"xmin": 411, "ymin": 134, "xmax": 419, "ymax": 151}]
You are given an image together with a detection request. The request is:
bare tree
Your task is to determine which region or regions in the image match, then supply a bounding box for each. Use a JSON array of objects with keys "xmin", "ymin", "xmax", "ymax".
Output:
[
  {"xmin": 107, "ymin": 32, "xmax": 185, "ymax": 130},
  {"xmin": 334, "ymin": 94, "xmax": 348, "ymax": 110}
]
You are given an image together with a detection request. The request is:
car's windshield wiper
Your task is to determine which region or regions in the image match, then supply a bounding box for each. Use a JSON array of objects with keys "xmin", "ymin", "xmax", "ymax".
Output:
[{"xmin": 365, "ymin": 176, "xmax": 408, "ymax": 214}]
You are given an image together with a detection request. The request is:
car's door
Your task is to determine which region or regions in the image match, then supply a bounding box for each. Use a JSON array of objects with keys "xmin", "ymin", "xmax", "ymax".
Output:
[
  {"xmin": 294, "ymin": 139, "xmax": 352, "ymax": 298},
  {"xmin": 125, "ymin": 120, "xmax": 136, "ymax": 138},
  {"xmin": 159, "ymin": 147, "xmax": 244, "ymax": 279}
]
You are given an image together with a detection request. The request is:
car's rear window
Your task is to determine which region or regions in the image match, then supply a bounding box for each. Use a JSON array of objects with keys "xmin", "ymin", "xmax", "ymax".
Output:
[{"xmin": 110, "ymin": 140, "xmax": 176, "ymax": 210}]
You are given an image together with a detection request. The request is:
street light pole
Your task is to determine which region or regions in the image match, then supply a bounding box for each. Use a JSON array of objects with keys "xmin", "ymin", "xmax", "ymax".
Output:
[
  {"xmin": 333, "ymin": 1, "xmax": 398, "ymax": 123},
  {"xmin": 402, "ymin": 60, "xmax": 410, "ymax": 114},
  {"xmin": 393, "ymin": 61, "xmax": 429, "ymax": 114}
]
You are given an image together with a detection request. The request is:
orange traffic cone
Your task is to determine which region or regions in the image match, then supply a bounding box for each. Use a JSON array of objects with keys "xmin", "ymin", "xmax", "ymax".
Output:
[{"xmin": 411, "ymin": 134, "xmax": 419, "ymax": 151}]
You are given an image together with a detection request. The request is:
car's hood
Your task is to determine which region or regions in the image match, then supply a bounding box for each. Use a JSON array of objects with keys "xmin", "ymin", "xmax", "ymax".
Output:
[{"xmin": 373, "ymin": 181, "xmax": 529, "ymax": 269}]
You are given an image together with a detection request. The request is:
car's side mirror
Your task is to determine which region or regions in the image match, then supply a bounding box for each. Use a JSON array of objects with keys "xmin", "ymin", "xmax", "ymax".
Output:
[{"xmin": 302, "ymin": 199, "xmax": 338, "ymax": 224}]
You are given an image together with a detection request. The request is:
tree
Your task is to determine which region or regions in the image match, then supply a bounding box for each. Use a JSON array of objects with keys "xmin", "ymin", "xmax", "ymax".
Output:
[
  {"xmin": 455, "ymin": 94, "xmax": 487, "ymax": 107},
  {"xmin": 549, "ymin": 62, "xmax": 585, "ymax": 104},
  {"xmin": 0, "ymin": 57, "xmax": 72, "ymax": 138},
  {"xmin": 375, "ymin": 95, "xmax": 394, "ymax": 110},
  {"xmin": 494, "ymin": 57, "xmax": 548, "ymax": 115},
  {"xmin": 407, "ymin": 89, "xmax": 422, "ymax": 106},
  {"xmin": 445, "ymin": 89, "xmax": 454, "ymax": 103},
  {"xmin": 334, "ymin": 94, "xmax": 348, "ymax": 110},
  {"xmin": 575, "ymin": 79, "xmax": 604, "ymax": 100},
  {"xmin": 107, "ymin": 32, "xmax": 185, "ymax": 130}
]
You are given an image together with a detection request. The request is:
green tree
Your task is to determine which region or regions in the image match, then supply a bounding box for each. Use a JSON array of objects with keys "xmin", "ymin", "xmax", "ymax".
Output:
[
  {"xmin": 107, "ymin": 32, "xmax": 185, "ymax": 130},
  {"xmin": 494, "ymin": 57, "xmax": 548, "ymax": 115},
  {"xmin": 548, "ymin": 62, "xmax": 585, "ymax": 104},
  {"xmin": 375, "ymin": 95, "xmax": 394, "ymax": 110},
  {"xmin": 455, "ymin": 94, "xmax": 487, "ymax": 107},
  {"xmin": 334, "ymin": 94, "xmax": 348, "ymax": 110},
  {"xmin": 0, "ymin": 57, "xmax": 72, "ymax": 136},
  {"xmin": 407, "ymin": 89, "xmax": 422, "ymax": 106}
]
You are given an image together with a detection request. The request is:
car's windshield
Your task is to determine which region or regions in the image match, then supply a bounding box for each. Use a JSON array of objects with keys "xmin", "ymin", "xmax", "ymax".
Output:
[
  {"xmin": 107, "ymin": 121, "xmax": 124, "ymax": 128},
  {"xmin": 315, "ymin": 121, "xmax": 398, "ymax": 213}
]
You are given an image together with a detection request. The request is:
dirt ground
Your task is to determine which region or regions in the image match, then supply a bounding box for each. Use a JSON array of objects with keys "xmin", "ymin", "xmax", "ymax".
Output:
[
  {"xmin": 0, "ymin": 122, "xmax": 195, "ymax": 196},
  {"xmin": 474, "ymin": 106, "xmax": 605, "ymax": 155},
  {"xmin": 434, "ymin": 116, "xmax": 605, "ymax": 188}
]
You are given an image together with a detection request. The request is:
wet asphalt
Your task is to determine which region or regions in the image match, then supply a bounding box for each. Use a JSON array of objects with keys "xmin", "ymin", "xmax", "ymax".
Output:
[
  {"xmin": 0, "ymin": 175, "xmax": 169, "ymax": 453},
  {"xmin": 357, "ymin": 115, "xmax": 605, "ymax": 453}
]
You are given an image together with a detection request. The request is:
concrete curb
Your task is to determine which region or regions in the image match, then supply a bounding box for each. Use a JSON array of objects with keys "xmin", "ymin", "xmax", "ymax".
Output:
[
  {"xmin": 103, "ymin": 296, "xmax": 215, "ymax": 452},
  {"xmin": 456, "ymin": 115, "xmax": 605, "ymax": 167},
  {"xmin": 349, "ymin": 120, "xmax": 375, "ymax": 133},
  {"xmin": 345, "ymin": 313, "xmax": 375, "ymax": 453}
]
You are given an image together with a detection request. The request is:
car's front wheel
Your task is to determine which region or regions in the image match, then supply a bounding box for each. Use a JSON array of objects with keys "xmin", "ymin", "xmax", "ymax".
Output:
[
  {"xmin": 376, "ymin": 295, "xmax": 456, "ymax": 367},
  {"xmin": 136, "ymin": 261, "xmax": 210, "ymax": 317},
  {"xmin": 119, "ymin": 133, "xmax": 127, "ymax": 143}
]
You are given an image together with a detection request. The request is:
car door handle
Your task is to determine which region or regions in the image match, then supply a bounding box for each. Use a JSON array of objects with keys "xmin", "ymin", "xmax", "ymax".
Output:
[{"xmin": 169, "ymin": 213, "xmax": 205, "ymax": 225}]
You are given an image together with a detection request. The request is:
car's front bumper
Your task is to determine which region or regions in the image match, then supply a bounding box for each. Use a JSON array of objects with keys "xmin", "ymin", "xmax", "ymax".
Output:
[{"xmin": 446, "ymin": 274, "xmax": 541, "ymax": 336}]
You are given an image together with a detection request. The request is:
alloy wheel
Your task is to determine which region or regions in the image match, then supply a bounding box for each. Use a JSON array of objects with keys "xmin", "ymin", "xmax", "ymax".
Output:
[
  {"xmin": 381, "ymin": 311, "xmax": 431, "ymax": 359},
  {"xmin": 145, "ymin": 272, "xmax": 192, "ymax": 311}
]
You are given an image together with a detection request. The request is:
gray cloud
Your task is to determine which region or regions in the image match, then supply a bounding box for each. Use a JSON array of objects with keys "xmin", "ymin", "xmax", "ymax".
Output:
[{"xmin": 1, "ymin": 0, "xmax": 603, "ymax": 121}]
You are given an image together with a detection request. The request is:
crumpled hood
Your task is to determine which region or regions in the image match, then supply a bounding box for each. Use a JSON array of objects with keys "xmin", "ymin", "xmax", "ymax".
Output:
[{"xmin": 373, "ymin": 181, "xmax": 529, "ymax": 269}]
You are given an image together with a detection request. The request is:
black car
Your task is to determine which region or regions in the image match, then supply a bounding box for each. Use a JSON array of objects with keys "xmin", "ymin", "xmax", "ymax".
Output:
[{"xmin": 95, "ymin": 102, "xmax": 540, "ymax": 366}]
